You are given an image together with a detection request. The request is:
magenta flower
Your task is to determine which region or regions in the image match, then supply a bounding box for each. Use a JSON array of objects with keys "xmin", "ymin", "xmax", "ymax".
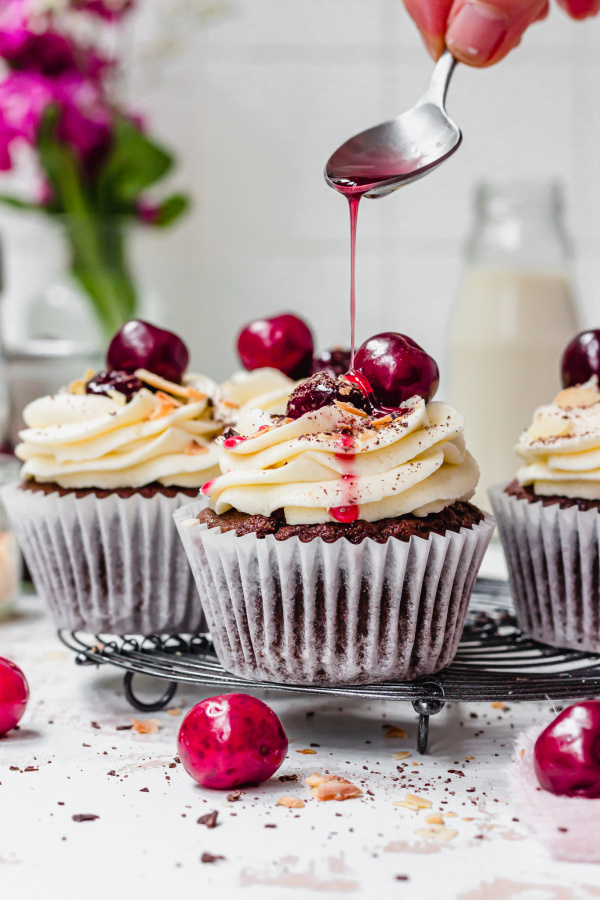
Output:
[
  {"xmin": 72, "ymin": 0, "xmax": 135, "ymax": 21},
  {"xmin": 0, "ymin": 72, "xmax": 54, "ymax": 168}
]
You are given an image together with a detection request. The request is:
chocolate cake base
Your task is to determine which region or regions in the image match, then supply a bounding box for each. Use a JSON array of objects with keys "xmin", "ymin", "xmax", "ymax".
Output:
[
  {"xmin": 505, "ymin": 480, "xmax": 600, "ymax": 512},
  {"xmin": 21, "ymin": 480, "xmax": 199, "ymax": 501},
  {"xmin": 197, "ymin": 500, "xmax": 484, "ymax": 544}
]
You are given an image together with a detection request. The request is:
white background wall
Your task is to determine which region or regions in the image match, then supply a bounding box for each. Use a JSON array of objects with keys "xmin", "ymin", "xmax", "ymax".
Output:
[{"xmin": 3, "ymin": 0, "xmax": 600, "ymax": 387}]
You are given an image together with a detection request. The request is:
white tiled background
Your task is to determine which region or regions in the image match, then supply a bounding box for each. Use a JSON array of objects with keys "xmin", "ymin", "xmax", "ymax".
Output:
[{"xmin": 3, "ymin": 0, "xmax": 600, "ymax": 386}]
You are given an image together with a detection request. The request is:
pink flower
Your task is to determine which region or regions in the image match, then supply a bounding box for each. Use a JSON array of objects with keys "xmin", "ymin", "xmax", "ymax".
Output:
[
  {"xmin": 0, "ymin": 72, "xmax": 54, "ymax": 167},
  {"xmin": 136, "ymin": 200, "xmax": 160, "ymax": 224},
  {"xmin": 72, "ymin": 0, "xmax": 134, "ymax": 21}
]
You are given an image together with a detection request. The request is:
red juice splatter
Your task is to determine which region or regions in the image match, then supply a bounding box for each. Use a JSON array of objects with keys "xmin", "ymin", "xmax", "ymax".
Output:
[
  {"xmin": 223, "ymin": 435, "xmax": 247, "ymax": 449},
  {"xmin": 329, "ymin": 505, "xmax": 359, "ymax": 523}
]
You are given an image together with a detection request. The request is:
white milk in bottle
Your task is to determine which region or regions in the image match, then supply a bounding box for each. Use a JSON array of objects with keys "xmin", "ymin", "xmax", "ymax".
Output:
[{"xmin": 448, "ymin": 183, "xmax": 579, "ymax": 510}]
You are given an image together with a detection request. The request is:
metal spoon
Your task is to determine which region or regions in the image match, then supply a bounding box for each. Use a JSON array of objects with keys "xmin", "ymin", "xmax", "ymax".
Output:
[{"xmin": 325, "ymin": 51, "xmax": 460, "ymax": 199}]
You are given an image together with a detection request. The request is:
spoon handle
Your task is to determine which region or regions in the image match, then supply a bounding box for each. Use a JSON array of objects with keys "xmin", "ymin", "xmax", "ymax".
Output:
[{"xmin": 419, "ymin": 50, "xmax": 458, "ymax": 109}]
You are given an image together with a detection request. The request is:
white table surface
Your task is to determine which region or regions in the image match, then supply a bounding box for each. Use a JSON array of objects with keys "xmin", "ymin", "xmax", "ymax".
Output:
[{"xmin": 2, "ymin": 543, "xmax": 600, "ymax": 899}]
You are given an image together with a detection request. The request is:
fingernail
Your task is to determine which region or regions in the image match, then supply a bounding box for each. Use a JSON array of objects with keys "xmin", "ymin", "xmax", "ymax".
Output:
[
  {"xmin": 446, "ymin": 3, "xmax": 508, "ymax": 64},
  {"xmin": 422, "ymin": 31, "xmax": 446, "ymax": 61}
]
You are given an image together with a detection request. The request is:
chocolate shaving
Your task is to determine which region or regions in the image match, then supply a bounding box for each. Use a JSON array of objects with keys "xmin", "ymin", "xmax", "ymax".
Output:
[
  {"xmin": 201, "ymin": 852, "xmax": 224, "ymax": 864},
  {"xmin": 72, "ymin": 814, "xmax": 99, "ymax": 822},
  {"xmin": 198, "ymin": 811, "xmax": 219, "ymax": 828}
]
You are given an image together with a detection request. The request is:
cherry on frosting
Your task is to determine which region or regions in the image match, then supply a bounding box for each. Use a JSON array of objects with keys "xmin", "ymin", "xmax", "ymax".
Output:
[
  {"xmin": 237, "ymin": 313, "xmax": 314, "ymax": 380},
  {"xmin": 534, "ymin": 700, "xmax": 600, "ymax": 798},
  {"xmin": 0, "ymin": 657, "xmax": 29, "ymax": 736},
  {"xmin": 107, "ymin": 319, "xmax": 189, "ymax": 384},
  {"xmin": 86, "ymin": 370, "xmax": 143, "ymax": 401},
  {"xmin": 561, "ymin": 330, "xmax": 600, "ymax": 388},
  {"xmin": 177, "ymin": 693, "xmax": 288, "ymax": 790},
  {"xmin": 311, "ymin": 348, "xmax": 352, "ymax": 378},
  {"xmin": 354, "ymin": 332, "xmax": 439, "ymax": 408},
  {"xmin": 286, "ymin": 372, "xmax": 368, "ymax": 420}
]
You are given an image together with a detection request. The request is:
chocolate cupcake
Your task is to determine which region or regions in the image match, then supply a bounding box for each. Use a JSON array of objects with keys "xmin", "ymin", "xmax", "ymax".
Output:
[
  {"xmin": 489, "ymin": 373, "xmax": 600, "ymax": 653},
  {"xmin": 2, "ymin": 320, "xmax": 222, "ymax": 635},
  {"xmin": 175, "ymin": 356, "xmax": 494, "ymax": 685}
]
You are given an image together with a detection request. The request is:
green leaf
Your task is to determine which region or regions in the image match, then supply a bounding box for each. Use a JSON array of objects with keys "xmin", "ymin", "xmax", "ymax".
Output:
[
  {"xmin": 96, "ymin": 115, "xmax": 175, "ymax": 212},
  {"xmin": 0, "ymin": 195, "xmax": 41, "ymax": 211},
  {"xmin": 146, "ymin": 193, "xmax": 189, "ymax": 227}
]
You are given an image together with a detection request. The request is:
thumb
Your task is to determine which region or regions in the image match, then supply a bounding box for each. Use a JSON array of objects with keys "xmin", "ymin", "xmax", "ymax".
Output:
[{"xmin": 446, "ymin": 0, "xmax": 549, "ymax": 67}]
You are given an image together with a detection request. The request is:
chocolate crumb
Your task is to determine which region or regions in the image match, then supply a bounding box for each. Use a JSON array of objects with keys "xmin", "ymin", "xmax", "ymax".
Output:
[
  {"xmin": 198, "ymin": 811, "xmax": 219, "ymax": 829},
  {"xmin": 140, "ymin": 788, "xmax": 149, "ymax": 793},
  {"xmin": 264, "ymin": 823, "xmax": 277, "ymax": 828},
  {"xmin": 558, "ymin": 827, "xmax": 569, "ymax": 833},
  {"xmin": 24, "ymin": 766, "xmax": 38, "ymax": 772},
  {"xmin": 227, "ymin": 790, "xmax": 244, "ymax": 801},
  {"xmin": 447, "ymin": 770, "xmax": 465, "ymax": 777},
  {"xmin": 72, "ymin": 814, "xmax": 99, "ymax": 822},
  {"xmin": 90, "ymin": 722, "xmax": 101, "ymax": 729},
  {"xmin": 201, "ymin": 853, "xmax": 224, "ymax": 864},
  {"xmin": 395, "ymin": 875, "xmax": 410, "ymax": 881},
  {"xmin": 116, "ymin": 725, "xmax": 133, "ymax": 731},
  {"xmin": 279, "ymin": 774, "xmax": 298, "ymax": 783}
]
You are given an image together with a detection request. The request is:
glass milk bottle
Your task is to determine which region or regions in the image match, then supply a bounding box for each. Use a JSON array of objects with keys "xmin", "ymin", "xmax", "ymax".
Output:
[{"xmin": 448, "ymin": 182, "xmax": 579, "ymax": 510}]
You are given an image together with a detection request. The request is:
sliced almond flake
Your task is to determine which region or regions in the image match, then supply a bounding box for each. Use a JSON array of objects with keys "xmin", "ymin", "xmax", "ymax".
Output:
[
  {"xmin": 135, "ymin": 368, "xmax": 206, "ymax": 402},
  {"xmin": 277, "ymin": 796, "xmax": 304, "ymax": 809},
  {"xmin": 555, "ymin": 386, "xmax": 600, "ymax": 409},
  {"xmin": 415, "ymin": 824, "xmax": 457, "ymax": 843},
  {"xmin": 305, "ymin": 773, "xmax": 329, "ymax": 788},
  {"xmin": 465, "ymin": 756, "xmax": 475, "ymax": 761},
  {"xmin": 384, "ymin": 726, "xmax": 407, "ymax": 739},
  {"xmin": 296, "ymin": 748, "xmax": 317, "ymax": 755},
  {"xmin": 167, "ymin": 708, "xmax": 182, "ymax": 716},
  {"xmin": 426, "ymin": 814, "xmax": 444, "ymax": 825},
  {"xmin": 406, "ymin": 793, "xmax": 432, "ymax": 809},
  {"xmin": 221, "ymin": 399, "xmax": 240, "ymax": 408},
  {"xmin": 519, "ymin": 749, "xmax": 525, "ymax": 757},
  {"xmin": 392, "ymin": 751, "xmax": 411, "ymax": 760},
  {"xmin": 131, "ymin": 718, "xmax": 161, "ymax": 734},
  {"xmin": 358, "ymin": 430, "xmax": 376, "ymax": 442},
  {"xmin": 491, "ymin": 701, "xmax": 507, "ymax": 710},
  {"xmin": 527, "ymin": 415, "xmax": 571, "ymax": 440},
  {"xmin": 393, "ymin": 800, "xmax": 420, "ymax": 811},
  {"xmin": 445, "ymin": 812, "xmax": 458, "ymax": 818},
  {"xmin": 333, "ymin": 400, "xmax": 367, "ymax": 417},
  {"xmin": 313, "ymin": 777, "xmax": 362, "ymax": 801},
  {"xmin": 371, "ymin": 415, "xmax": 393, "ymax": 428},
  {"xmin": 462, "ymin": 817, "xmax": 474, "ymax": 822}
]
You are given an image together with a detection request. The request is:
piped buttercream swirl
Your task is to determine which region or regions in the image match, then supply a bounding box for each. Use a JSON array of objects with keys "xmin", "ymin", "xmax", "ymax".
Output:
[
  {"xmin": 204, "ymin": 397, "xmax": 479, "ymax": 524},
  {"xmin": 516, "ymin": 378, "xmax": 600, "ymax": 500}
]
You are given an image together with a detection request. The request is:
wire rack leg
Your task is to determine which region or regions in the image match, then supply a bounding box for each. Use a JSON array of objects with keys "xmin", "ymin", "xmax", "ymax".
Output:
[
  {"xmin": 412, "ymin": 698, "xmax": 445, "ymax": 754},
  {"xmin": 123, "ymin": 671, "xmax": 178, "ymax": 712}
]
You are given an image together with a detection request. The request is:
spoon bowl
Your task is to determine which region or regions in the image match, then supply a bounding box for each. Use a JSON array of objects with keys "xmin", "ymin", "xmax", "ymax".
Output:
[{"xmin": 325, "ymin": 51, "xmax": 461, "ymax": 198}]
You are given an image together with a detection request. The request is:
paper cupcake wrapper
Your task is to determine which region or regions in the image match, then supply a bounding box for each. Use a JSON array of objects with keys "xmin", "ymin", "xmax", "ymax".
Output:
[
  {"xmin": 489, "ymin": 482, "xmax": 600, "ymax": 653},
  {"xmin": 174, "ymin": 500, "xmax": 495, "ymax": 685},
  {"xmin": 2, "ymin": 482, "xmax": 207, "ymax": 635}
]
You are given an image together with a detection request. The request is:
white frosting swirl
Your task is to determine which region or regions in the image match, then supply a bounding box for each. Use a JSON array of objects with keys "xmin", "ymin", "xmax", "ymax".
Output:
[
  {"xmin": 205, "ymin": 397, "xmax": 479, "ymax": 524},
  {"xmin": 17, "ymin": 381, "xmax": 222, "ymax": 490},
  {"xmin": 216, "ymin": 368, "xmax": 296, "ymax": 427},
  {"xmin": 516, "ymin": 378, "xmax": 600, "ymax": 499}
]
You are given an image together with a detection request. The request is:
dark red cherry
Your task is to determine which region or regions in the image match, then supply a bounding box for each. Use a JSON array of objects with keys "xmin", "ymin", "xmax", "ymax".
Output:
[
  {"xmin": 354, "ymin": 333, "xmax": 439, "ymax": 408},
  {"xmin": 286, "ymin": 372, "xmax": 338, "ymax": 419},
  {"xmin": 561, "ymin": 330, "xmax": 600, "ymax": 388},
  {"xmin": 286, "ymin": 373, "xmax": 369, "ymax": 420},
  {"xmin": 86, "ymin": 370, "xmax": 143, "ymax": 401},
  {"xmin": 107, "ymin": 320, "xmax": 189, "ymax": 384},
  {"xmin": 237, "ymin": 314, "xmax": 314, "ymax": 380},
  {"xmin": 311, "ymin": 348, "xmax": 352, "ymax": 378},
  {"xmin": 534, "ymin": 701, "xmax": 600, "ymax": 798}
]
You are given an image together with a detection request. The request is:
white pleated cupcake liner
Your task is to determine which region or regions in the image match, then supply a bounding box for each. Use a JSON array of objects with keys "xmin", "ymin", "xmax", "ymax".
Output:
[
  {"xmin": 2, "ymin": 481, "xmax": 208, "ymax": 635},
  {"xmin": 489, "ymin": 482, "xmax": 600, "ymax": 653},
  {"xmin": 174, "ymin": 499, "xmax": 495, "ymax": 685}
]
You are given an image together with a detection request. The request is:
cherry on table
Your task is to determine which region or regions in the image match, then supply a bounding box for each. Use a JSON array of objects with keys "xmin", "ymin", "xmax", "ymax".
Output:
[
  {"xmin": 0, "ymin": 657, "xmax": 29, "ymax": 736},
  {"xmin": 86, "ymin": 370, "xmax": 143, "ymax": 401},
  {"xmin": 237, "ymin": 314, "xmax": 314, "ymax": 380},
  {"xmin": 107, "ymin": 320, "xmax": 189, "ymax": 384},
  {"xmin": 561, "ymin": 329, "xmax": 600, "ymax": 388},
  {"xmin": 177, "ymin": 693, "xmax": 288, "ymax": 790},
  {"xmin": 534, "ymin": 700, "xmax": 600, "ymax": 798},
  {"xmin": 354, "ymin": 332, "xmax": 439, "ymax": 409}
]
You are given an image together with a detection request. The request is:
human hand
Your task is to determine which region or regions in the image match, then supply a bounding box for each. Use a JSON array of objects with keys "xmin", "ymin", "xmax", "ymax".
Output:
[{"xmin": 403, "ymin": 0, "xmax": 600, "ymax": 67}]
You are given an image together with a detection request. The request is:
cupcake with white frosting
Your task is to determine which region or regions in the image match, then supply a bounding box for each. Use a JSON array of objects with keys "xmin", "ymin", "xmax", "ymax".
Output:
[
  {"xmin": 490, "ymin": 331, "xmax": 600, "ymax": 653},
  {"xmin": 2, "ymin": 320, "xmax": 222, "ymax": 635},
  {"xmin": 175, "ymin": 332, "xmax": 494, "ymax": 685}
]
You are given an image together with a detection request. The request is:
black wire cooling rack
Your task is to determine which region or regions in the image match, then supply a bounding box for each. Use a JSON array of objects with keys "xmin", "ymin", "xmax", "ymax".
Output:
[{"xmin": 59, "ymin": 577, "xmax": 600, "ymax": 753}]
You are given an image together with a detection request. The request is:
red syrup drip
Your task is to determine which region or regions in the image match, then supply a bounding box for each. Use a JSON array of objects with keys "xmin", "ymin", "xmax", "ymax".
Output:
[
  {"xmin": 343, "ymin": 369, "xmax": 408, "ymax": 418},
  {"xmin": 329, "ymin": 504, "xmax": 359, "ymax": 523},
  {"xmin": 201, "ymin": 478, "xmax": 216, "ymax": 495},
  {"xmin": 223, "ymin": 435, "xmax": 247, "ymax": 449}
]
